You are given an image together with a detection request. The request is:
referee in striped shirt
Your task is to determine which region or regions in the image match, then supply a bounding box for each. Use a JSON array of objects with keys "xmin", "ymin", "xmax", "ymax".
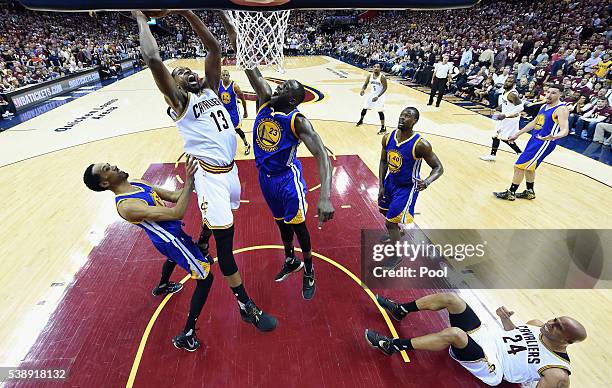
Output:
[{"xmin": 428, "ymin": 55, "xmax": 453, "ymax": 108}]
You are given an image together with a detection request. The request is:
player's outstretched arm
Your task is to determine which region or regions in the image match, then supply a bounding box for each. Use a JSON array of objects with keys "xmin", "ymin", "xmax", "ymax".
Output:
[
  {"xmin": 495, "ymin": 306, "xmax": 517, "ymax": 331},
  {"xmin": 133, "ymin": 10, "xmax": 186, "ymax": 113},
  {"xmin": 128, "ymin": 179, "xmax": 182, "ymax": 203},
  {"xmin": 415, "ymin": 139, "xmax": 443, "ymax": 191},
  {"xmin": 536, "ymin": 368, "xmax": 570, "ymax": 388},
  {"xmin": 219, "ymin": 11, "xmax": 272, "ymax": 106},
  {"xmin": 378, "ymin": 134, "xmax": 389, "ymax": 200},
  {"xmin": 178, "ymin": 11, "xmax": 221, "ymax": 94},
  {"xmin": 151, "ymin": 185, "xmax": 182, "ymax": 203},
  {"xmin": 118, "ymin": 156, "xmax": 198, "ymax": 222},
  {"xmin": 294, "ymin": 115, "xmax": 334, "ymax": 225},
  {"xmin": 509, "ymin": 115, "xmax": 538, "ymax": 141},
  {"xmin": 526, "ymin": 319, "xmax": 544, "ymax": 326}
]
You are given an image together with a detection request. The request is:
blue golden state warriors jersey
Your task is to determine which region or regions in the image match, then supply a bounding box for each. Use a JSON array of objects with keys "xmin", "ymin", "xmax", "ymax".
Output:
[
  {"xmin": 533, "ymin": 103, "xmax": 566, "ymax": 137},
  {"xmin": 253, "ymin": 101, "xmax": 301, "ymax": 174},
  {"xmin": 219, "ymin": 80, "xmax": 240, "ymax": 127},
  {"xmin": 385, "ymin": 131, "xmax": 422, "ymax": 186},
  {"xmin": 114, "ymin": 182, "xmax": 182, "ymax": 247}
]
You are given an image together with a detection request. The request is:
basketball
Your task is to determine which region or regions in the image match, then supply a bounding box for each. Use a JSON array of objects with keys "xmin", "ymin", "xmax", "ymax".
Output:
[{"xmin": 142, "ymin": 9, "xmax": 170, "ymax": 18}]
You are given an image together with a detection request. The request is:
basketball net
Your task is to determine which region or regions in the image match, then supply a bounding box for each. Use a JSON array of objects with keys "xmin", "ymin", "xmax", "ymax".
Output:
[{"xmin": 227, "ymin": 10, "xmax": 291, "ymax": 72}]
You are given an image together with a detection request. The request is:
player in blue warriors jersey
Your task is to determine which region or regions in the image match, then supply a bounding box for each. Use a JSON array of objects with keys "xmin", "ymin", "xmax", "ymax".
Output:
[
  {"xmin": 83, "ymin": 156, "xmax": 213, "ymax": 352},
  {"xmin": 494, "ymin": 84, "xmax": 569, "ymax": 201},
  {"xmin": 378, "ymin": 107, "xmax": 443, "ymax": 268},
  {"xmin": 220, "ymin": 69, "xmax": 251, "ymax": 155},
  {"xmin": 221, "ymin": 13, "xmax": 334, "ymax": 300}
]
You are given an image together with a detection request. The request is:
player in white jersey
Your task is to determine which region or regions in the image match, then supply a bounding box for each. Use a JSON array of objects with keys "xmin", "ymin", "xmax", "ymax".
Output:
[
  {"xmin": 366, "ymin": 292, "xmax": 586, "ymax": 387},
  {"xmin": 480, "ymin": 76, "xmax": 524, "ymax": 161},
  {"xmin": 133, "ymin": 10, "xmax": 277, "ymax": 332},
  {"xmin": 357, "ymin": 64, "xmax": 388, "ymax": 135}
]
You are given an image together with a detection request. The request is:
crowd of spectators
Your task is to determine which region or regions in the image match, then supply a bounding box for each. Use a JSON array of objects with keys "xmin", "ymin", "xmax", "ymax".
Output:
[
  {"xmin": 0, "ymin": 9, "xmax": 140, "ymax": 96},
  {"xmin": 283, "ymin": 0, "xmax": 611, "ymax": 144},
  {"xmin": 1, "ymin": 1, "xmax": 610, "ymax": 143},
  {"xmin": 0, "ymin": 6, "xmax": 193, "ymax": 118}
]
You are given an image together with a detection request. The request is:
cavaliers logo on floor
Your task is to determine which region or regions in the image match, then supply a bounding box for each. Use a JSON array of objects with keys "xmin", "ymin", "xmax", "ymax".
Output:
[{"xmin": 243, "ymin": 77, "xmax": 325, "ymax": 104}]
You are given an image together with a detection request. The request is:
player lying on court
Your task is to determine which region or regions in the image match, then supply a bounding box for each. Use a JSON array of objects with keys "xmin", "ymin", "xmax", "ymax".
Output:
[
  {"xmin": 366, "ymin": 293, "xmax": 586, "ymax": 387},
  {"xmin": 219, "ymin": 69, "xmax": 251, "ymax": 155},
  {"xmin": 133, "ymin": 10, "xmax": 277, "ymax": 333},
  {"xmin": 83, "ymin": 156, "xmax": 214, "ymax": 351},
  {"xmin": 494, "ymin": 84, "xmax": 569, "ymax": 201},
  {"xmin": 221, "ymin": 12, "xmax": 334, "ymax": 300},
  {"xmin": 378, "ymin": 107, "xmax": 443, "ymax": 268}
]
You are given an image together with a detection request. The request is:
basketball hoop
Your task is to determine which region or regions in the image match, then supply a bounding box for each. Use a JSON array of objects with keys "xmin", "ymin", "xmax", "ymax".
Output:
[{"xmin": 227, "ymin": 10, "xmax": 291, "ymax": 72}]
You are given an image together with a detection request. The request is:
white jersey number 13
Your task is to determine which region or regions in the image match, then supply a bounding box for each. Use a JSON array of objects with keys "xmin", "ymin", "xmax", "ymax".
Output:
[{"xmin": 210, "ymin": 110, "xmax": 230, "ymax": 132}]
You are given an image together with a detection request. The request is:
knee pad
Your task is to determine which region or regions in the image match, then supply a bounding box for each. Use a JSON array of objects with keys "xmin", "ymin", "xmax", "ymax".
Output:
[
  {"xmin": 292, "ymin": 222, "xmax": 312, "ymax": 253},
  {"xmin": 213, "ymin": 227, "xmax": 239, "ymax": 276},
  {"xmin": 451, "ymin": 335, "xmax": 485, "ymax": 362},
  {"xmin": 378, "ymin": 112, "xmax": 385, "ymax": 120},
  {"xmin": 217, "ymin": 250, "xmax": 239, "ymax": 276}
]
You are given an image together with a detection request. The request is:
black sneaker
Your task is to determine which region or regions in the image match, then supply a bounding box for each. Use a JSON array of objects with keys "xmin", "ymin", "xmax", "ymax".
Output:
[
  {"xmin": 356, "ymin": 120, "xmax": 363, "ymax": 126},
  {"xmin": 493, "ymin": 189, "xmax": 516, "ymax": 201},
  {"xmin": 377, "ymin": 127, "xmax": 387, "ymax": 135},
  {"xmin": 382, "ymin": 255, "xmax": 404, "ymax": 269},
  {"xmin": 364, "ymin": 329, "xmax": 396, "ymax": 355},
  {"xmin": 515, "ymin": 189, "xmax": 536, "ymax": 200},
  {"xmin": 152, "ymin": 281, "xmax": 183, "ymax": 296},
  {"xmin": 302, "ymin": 269, "xmax": 316, "ymax": 300},
  {"xmin": 240, "ymin": 300, "xmax": 278, "ymax": 332},
  {"xmin": 274, "ymin": 257, "xmax": 304, "ymax": 282},
  {"xmin": 172, "ymin": 330, "xmax": 200, "ymax": 352},
  {"xmin": 376, "ymin": 294, "xmax": 407, "ymax": 321}
]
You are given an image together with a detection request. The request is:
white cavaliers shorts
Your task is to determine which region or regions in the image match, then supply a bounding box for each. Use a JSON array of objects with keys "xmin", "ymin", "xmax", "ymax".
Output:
[
  {"xmin": 494, "ymin": 117, "xmax": 520, "ymax": 140},
  {"xmin": 364, "ymin": 94, "xmax": 385, "ymax": 112},
  {"xmin": 449, "ymin": 324, "xmax": 504, "ymax": 386},
  {"xmin": 194, "ymin": 161, "xmax": 241, "ymax": 229}
]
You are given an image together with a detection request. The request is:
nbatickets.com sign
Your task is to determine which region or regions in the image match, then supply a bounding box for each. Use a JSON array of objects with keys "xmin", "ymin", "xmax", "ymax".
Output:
[{"xmin": 360, "ymin": 229, "xmax": 612, "ymax": 290}]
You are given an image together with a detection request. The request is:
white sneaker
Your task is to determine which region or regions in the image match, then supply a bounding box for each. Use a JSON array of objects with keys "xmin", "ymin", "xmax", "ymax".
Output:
[{"xmin": 479, "ymin": 154, "xmax": 496, "ymax": 161}]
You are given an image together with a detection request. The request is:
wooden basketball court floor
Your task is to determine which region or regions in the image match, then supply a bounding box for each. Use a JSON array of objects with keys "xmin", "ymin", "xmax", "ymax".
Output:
[{"xmin": 0, "ymin": 56, "xmax": 610, "ymax": 387}]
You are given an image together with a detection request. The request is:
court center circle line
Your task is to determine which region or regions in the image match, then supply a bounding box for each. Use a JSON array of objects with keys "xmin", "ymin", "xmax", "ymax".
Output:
[{"xmin": 126, "ymin": 244, "xmax": 409, "ymax": 388}]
